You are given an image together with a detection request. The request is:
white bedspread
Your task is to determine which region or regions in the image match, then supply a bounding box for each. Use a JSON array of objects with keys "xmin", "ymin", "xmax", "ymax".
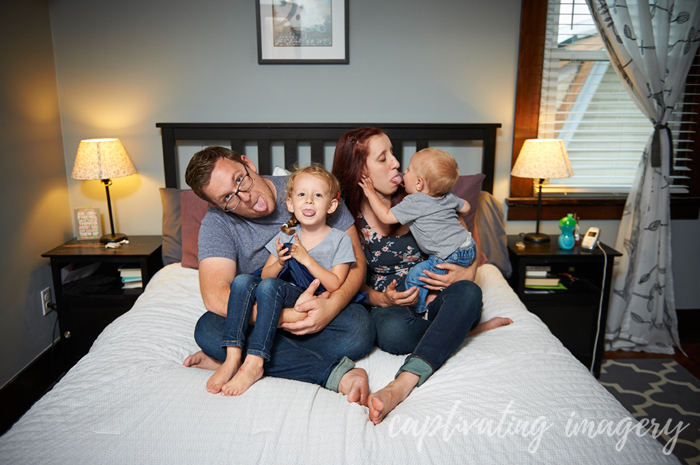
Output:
[{"xmin": 0, "ymin": 264, "xmax": 679, "ymax": 464}]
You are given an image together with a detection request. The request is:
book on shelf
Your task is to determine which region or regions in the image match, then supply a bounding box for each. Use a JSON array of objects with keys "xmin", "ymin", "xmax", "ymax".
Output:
[
  {"xmin": 118, "ymin": 264, "xmax": 142, "ymax": 278},
  {"xmin": 122, "ymin": 280, "xmax": 143, "ymax": 289},
  {"xmin": 525, "ymin": 265, "xmax": 551, "ymax": 278},
  {"xmin": 121, "ymin": 276, "xmax": 142, "ymax": 283},
  {"xmin": 524, "ymin": 276, "xmax": 560, "ymax": 287},
  {"xmin": 524, "ymin": 282, "xmax": 567, "ymax": 291}
]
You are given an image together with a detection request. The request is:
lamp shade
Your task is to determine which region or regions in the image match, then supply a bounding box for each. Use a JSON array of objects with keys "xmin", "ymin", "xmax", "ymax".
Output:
[
  {"xmin": 511, "ymin": 139, "xmax": 574, "ymax": 179},
  {"xmin": 71, "ymin": 138, "xmax": 137, "ymax": 180}
]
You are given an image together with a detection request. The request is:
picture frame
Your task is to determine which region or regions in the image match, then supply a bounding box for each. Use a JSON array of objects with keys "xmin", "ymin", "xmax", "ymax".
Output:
[
  {"xmin": 255, "ymin": 0, "xmax": 349, "ymax": 64},
  {"xmin": 74, "ymin": 207, "xmax": 102, "ymax": 241}
]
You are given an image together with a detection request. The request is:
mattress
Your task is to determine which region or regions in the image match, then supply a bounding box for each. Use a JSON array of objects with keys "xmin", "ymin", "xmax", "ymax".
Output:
[{"xmin": 0, "ymin": 264, "xmax": 679, "ymax": 464}]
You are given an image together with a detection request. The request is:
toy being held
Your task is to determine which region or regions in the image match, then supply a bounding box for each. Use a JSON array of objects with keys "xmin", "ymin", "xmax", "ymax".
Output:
[{"xmin": 558, "ymin": 213, "xmax": 577, "ymax": 250}]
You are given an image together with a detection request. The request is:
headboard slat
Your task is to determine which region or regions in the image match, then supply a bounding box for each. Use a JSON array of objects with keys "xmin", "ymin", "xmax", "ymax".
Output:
[
  {"xmin": 283, "ymin": 140, "xmax": 298, "ymax": 171},
  {"xmin": 258, "ymin": 140, "xmax": 272, "ymax": 176},
  {"xmin": 231, "ymin": 140, "xmax": 245, "ymax": 156},
  {"xmin": 156, "ymin": 123, "xmax": 501, "ymax": 193},
  {"xmin": 310, "ymin": 140, "xmax": 324, "ymax": 165}
]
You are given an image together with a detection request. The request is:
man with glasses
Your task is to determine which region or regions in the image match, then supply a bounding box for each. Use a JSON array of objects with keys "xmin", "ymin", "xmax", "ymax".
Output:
[{"xmin": 182, "ymin": 146, "xmax": 375, "ymax": 405}]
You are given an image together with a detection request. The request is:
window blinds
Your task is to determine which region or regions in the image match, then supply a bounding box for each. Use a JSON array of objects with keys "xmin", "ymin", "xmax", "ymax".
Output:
[{"xmin": 537, "ymin": 0, "xmax": 694, "ymax": 195}]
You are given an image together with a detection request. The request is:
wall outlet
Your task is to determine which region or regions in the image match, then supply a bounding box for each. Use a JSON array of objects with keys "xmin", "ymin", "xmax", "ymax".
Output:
[{"xmin": 40, "ymin": 287, "xmax": 52, "ymax": 316}]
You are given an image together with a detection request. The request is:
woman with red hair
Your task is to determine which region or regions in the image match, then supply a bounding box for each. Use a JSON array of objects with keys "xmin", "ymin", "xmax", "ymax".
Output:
[{"xmin": 332, "ymin": 127, "xmax": 511, "ymax": 425}]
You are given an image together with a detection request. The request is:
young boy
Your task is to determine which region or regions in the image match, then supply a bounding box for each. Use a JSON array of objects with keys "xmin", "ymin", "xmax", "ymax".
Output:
[{"xmin": 358, "ymin": 148, "xmax": 475, "ymax": 314}]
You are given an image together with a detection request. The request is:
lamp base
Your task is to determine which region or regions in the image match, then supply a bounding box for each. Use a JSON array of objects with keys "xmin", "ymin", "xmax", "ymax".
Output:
[
  {"xmin": 523, "ymin": 232, "xmax": 550, "ymax": 243},
  {"xmin": 100, "ymin": 233, "xmax": 128, "ymax": 243}
]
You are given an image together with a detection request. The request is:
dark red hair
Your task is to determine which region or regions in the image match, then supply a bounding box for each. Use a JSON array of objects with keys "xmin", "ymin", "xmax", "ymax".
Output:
[{"xmin": 332, "ymin": 127, "xmax": 406, "ymax": 234}]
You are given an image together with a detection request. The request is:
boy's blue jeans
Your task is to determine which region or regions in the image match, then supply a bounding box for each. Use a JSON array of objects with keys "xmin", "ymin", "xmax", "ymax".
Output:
[
  {"xmin": 370, "ymin": 279, "xmax": 482, "ymax": 386},
  {"xmin": 405, "ymin": 241, "xmax": 477, "ymax": 313},
  {"xmin": 194, "ymin": 275, "xmax": 376, "ymax": 392}
]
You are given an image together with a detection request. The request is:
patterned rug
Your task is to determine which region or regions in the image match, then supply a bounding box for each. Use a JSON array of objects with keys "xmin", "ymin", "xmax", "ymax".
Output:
[{"xmin": 599, "ymin": 359, "xmax": 700, "ymax": 465}]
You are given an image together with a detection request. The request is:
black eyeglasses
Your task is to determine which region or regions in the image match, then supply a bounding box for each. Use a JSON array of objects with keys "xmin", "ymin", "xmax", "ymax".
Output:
[{"xmin": 221, "ymin": 164, "xmax": 254, "ymax": 212}]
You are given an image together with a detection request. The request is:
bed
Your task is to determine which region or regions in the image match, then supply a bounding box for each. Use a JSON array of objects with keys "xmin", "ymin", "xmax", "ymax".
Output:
[{"xmin": 0, "ymin": 123, "xmax": 679, "ymax": 464}]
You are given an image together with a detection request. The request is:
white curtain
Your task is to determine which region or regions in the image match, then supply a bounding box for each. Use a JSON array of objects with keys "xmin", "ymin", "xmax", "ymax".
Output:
[{"xmin": 585, "ymin": 0, "xmax": 700, "ymax": 353}]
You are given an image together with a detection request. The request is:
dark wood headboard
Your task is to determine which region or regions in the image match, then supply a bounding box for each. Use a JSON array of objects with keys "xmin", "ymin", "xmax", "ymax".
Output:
[{"xmin": 156, "ymin": 123, "xmax": 501, "ymax": 193}]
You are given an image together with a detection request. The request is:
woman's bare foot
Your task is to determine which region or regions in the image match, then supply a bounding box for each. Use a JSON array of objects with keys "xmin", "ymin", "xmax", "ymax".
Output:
[
  {"xmin": 183, "ymin": 350, "xmax": 222, "ymax": 371},
  {"xmin": 337, "ymin": 368, "xmax": 370, "ymax": 406},
  {"xmin": 206, "ymin": 347, "xmax": 242, "ymax": 394},
  {"xmin": 467, "ymin": 317, "xmax": 513, "ymax": 337},
  {"xmin": 221, "ymin": 355, "xmax": 264, "ymax": 396},
  {"xmin": 368, "ymin": 371, "xmax": 419, "ymax": 425}
]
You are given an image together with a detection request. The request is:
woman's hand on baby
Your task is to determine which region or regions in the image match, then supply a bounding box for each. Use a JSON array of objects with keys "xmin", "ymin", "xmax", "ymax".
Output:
[
  {"xmin": 383, "ymin": 280, "xmax": 419, "ymax": 307},
  {"xmin": 419, "ymin": 260, "xmax": 477, "ymax": 290}
]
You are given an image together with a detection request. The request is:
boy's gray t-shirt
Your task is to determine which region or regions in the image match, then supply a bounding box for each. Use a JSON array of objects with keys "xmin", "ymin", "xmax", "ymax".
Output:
[
  {"xmin": 198, "ymin": 175, "xmax": 355, "ymax": 275},
  {"xmin": 265, "ymin": 224, "xmax": 356, "ymax": 271},
  {"xmin": 390, "ymin": 191, "xmax": 471, "ymax": 260}
]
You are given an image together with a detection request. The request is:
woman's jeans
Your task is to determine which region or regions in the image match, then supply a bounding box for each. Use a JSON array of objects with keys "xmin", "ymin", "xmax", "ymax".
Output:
[
  {"xmin": 370, "ymin": 280, "xmax": 482, "ymax": 386},
  {"xmin": 222, "ymin": 275, "xmax": 303, "ymax": 361},
  {"xmin": 194, "ymin": 276, "xmax": 376, "ymax": 391},
  {"xmin": 405, "ymin": 242, "xmax": 477, "ymax": 313}
]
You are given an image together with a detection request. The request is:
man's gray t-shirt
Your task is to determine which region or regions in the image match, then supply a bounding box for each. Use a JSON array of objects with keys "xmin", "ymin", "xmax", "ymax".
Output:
[
  {"xmin": 390, "ymin": 191, "xmax": 472, "ymax": 260},
  {"xmin": 265, "ymin": 224, "xmax": 356, "ymax": 271},
  {"xmin": 198, "ymin": 175, "xmax": 354, "ymax": 275}
]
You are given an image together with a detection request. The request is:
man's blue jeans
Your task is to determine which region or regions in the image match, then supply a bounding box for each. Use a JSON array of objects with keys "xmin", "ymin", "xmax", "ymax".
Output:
[
  {"xmin": 370, "ymin": 280, "xmax": 482, "ymax": 386},
  {"xmin": 405, "ymin": 242, "xmax": 477, "ymax": 313},
  {"xmin": 194, "ymin": 279, "xmax": 376, "ymax": 391}
]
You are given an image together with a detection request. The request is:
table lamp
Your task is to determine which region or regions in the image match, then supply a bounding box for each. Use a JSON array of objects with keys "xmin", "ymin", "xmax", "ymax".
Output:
[
  {"xmin": 511, "ymin": 139, "xmax": 573, "ymax": 243},
  {"xmin": 71, "ymin": 138, "xmax": 137, "ymax": 243}
]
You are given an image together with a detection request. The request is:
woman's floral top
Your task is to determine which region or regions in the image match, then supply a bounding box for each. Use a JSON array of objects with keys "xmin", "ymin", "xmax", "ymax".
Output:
[{"xmin": 358, "ymin": 213, "xmax": 426, "ymax": 292}]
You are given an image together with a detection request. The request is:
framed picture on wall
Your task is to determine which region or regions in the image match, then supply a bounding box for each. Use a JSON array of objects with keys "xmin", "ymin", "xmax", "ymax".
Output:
[
  {"xmin": 256, "ymin": 0, "xmax": 349, "ymax": 64},
  {"xmin": 75, "ymin": 207, "xmax": 102, "ymax": 241}
]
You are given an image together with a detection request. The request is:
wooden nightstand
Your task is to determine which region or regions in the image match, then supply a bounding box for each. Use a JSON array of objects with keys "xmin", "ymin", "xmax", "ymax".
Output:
[
  {"xmin": 507, "ymin": 235, "xmax": 622, "ymax": 377},
  {"xmin": 42, "ymin": 236, "xmax": 163, "ymax": 364}
]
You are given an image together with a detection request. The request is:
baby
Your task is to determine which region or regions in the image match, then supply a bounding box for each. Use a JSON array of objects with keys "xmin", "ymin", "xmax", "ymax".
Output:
[{"xmin": 359, "ymin": 148, "xmax": 475, "ymax": 314}]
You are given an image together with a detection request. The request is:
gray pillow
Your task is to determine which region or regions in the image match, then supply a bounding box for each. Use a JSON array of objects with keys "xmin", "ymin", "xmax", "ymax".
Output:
[
  {"xmin": 159, "ymin": 187, "xmax": 183, "ymax": 265},
  {"xmin": 475, "ymin": 191, "xmax": 512, "ymax": 278}
]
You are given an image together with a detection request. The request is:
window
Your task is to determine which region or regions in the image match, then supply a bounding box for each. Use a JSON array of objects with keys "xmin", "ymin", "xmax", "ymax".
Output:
[{"xmin": 509, "ymin": 0, "xmax": 699, "ymax": 219}]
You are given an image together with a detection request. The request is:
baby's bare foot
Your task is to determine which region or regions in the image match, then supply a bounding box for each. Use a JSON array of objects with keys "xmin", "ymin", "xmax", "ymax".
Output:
[
  {"xmin": 183, "ymin": 350, "xmax": 222, "ymax": 371},
  {"xmin": 468, "ymin": 317, "xmax": 513, "ymax": 337},
  {"xmin": 221, "ymin": 356, "xmax": 264, "ymax": 396},
  {"xmin": 337, "ymin": 368, "xmax": 369, "ymax": 406}
]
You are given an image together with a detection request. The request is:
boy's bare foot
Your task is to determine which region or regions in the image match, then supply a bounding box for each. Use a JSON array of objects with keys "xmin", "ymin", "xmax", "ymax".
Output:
[
  {"xmin": 206, "ymin": 347, "xmax": 243, "ymax": 394},
  {"xmin": 467, "ymin": 317, "xmax": 513, "ymax": 337},
  {"xmin": 221, "ymin": 355, "xmax": 264, "ymax": 396},
  {"xmin": 183, "ymin": 350, "xmax": 222, "ymax": 371},
  {"xmin": 368, "ymin": 371, "xmax": 419, "ymax": 425},
  {"xmin": 425, "ymin": 290, "xmax": 439, "ymax": 306},
  {"xmin": 337, "ymin": 368, "xmax": 370, "ymax": 406}
]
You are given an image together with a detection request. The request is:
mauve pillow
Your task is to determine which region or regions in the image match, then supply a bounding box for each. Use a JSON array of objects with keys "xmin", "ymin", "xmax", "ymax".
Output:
[
  {"xmin": 159, "ymin": 188, "xmax": 182, "ymax": 265},
  {"xmin": 180, "ymin": 191, "xmax": 210, "ymax": 270},
  {"xmin": 451, "ymin": 173, "xmax": 486, "ymax": 233}
]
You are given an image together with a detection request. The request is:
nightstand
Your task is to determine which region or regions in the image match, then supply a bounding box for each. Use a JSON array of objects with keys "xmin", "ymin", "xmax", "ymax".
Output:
[
  {"xmin": 42, "ymin": 236, "xmax": 163, "ymax": 364},
  {"xmin": 506, "ymin": 235, "xmax": 622, "ymax": 377}
]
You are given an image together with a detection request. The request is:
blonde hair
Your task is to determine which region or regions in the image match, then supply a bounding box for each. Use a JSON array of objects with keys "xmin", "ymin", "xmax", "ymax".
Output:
[
  {"xmin": 281, "ymin": 164, "xmax": 341, "ymax": 235},
  {"xmin": 413, "ymin": 148, "xmax": 460, "ymax": 195}
]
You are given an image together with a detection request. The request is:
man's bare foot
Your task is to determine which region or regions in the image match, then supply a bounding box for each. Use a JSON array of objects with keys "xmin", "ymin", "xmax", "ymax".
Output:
[
  {"xmin": 467, "ymin": 317, "xmax": 513, "ymax": 337},
  {"xmin": 337, "ymin": 368, "xmax": 369, "ymax": 406},
  {"xmin": 221, "ymin": 355, "xmax": 264, "ymax": 396},
  {"xmin": 183, "ymin": 350, "xmax": 222, "ymax": 371},
  {"xmin": 368, "ymin": 371, "xmax": 419, "ymax": 425}
]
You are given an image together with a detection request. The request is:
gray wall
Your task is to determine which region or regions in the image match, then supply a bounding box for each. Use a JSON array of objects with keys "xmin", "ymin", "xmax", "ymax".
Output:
[
  {"xmin": 48, "ymin": 0, "xmax": 522, "ymax": 236},
  {"xmin": 0, "ymin": 0, "xmax": 72, "ymax": 388}
]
